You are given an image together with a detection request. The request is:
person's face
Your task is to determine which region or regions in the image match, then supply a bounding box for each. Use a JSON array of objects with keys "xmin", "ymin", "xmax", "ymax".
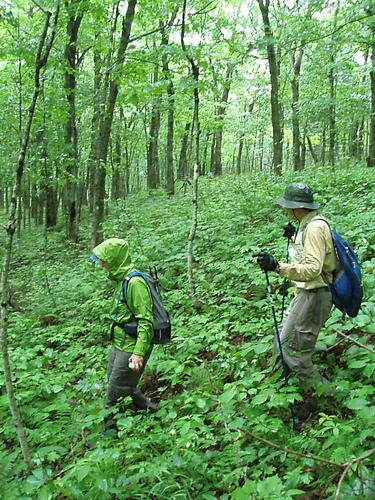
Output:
[
  {"xmin": 100, "ymin": 260, "xmax": 111, "ymax": 272},
  {"xmin": 286, "ymin": 208, "xmax": 296, "ymax": 219}
]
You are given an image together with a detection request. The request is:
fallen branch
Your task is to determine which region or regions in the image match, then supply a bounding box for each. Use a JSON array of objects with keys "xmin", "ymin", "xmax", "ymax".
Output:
[
  {"xmin": 334, "ymin": 330, "xmax": 375, "ymax": 355},
  {"xmin": 243, "ymin": 429, "xmax": 343, "ymax": 468},
  {"xmin": 335, "ymin": 448, "xmax": 375, "ymax": 500}
]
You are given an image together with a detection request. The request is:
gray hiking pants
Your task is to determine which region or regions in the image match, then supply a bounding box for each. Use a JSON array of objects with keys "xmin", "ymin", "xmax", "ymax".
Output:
[
  {"xmin": 106, "ymin": 347, "xmax": 152, "ymax": 408},
  {"xmin": 275, "ymin": 287, "xmax": 332, "ymax": 387}
]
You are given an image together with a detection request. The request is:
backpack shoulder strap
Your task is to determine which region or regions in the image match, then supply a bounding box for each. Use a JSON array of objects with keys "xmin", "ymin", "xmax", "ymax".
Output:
[{"xmin": 301, "ymin": 215, "xmax": 331, "ymax": 246}]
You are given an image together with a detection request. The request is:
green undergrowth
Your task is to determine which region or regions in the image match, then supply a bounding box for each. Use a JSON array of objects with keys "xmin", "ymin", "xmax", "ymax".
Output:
[{"xmin": 1, "ymin": 163, "xmax": 375, "ymax": 499}]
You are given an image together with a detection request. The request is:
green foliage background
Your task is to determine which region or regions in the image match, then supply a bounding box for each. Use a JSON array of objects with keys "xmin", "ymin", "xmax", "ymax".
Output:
[{"xmin": 1, "ymin": 164, "xmax": 375, "ymax": 498}]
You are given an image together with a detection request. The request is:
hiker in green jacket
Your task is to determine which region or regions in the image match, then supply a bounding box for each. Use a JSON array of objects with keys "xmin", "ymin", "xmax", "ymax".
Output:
[{"xmin": 90, "ymin": 238, "xmax": 157, "ymax": 414}]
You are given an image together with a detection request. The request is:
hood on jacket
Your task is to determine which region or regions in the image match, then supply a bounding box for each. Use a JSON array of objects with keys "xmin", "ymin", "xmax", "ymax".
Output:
[{"xmin": 92, "ymin": 238, "xmax": 133, "ymax": 282}]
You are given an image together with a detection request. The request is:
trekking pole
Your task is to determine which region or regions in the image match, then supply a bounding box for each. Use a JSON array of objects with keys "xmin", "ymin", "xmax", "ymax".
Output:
[
  {"xmin": 280, "ymin": 236, "xmax": 290, "ymax": 324},
  {"xmin": 264, "ymin": 270, "xmax": 297, "ymax": 432}
]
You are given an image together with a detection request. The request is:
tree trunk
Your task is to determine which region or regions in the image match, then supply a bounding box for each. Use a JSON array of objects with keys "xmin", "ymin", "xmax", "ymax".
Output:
[
  {"xmin": 147, "ymin": 64, "xmax": 161, "ymax": 190},
  {"xmin": 0, "ymin": 3, "xmax": 59, "ymax": 472},
  {"xmin": 63, "ymin": 0, "xmax": 83, "ymax": 241},
  {"xmin": 212, "ymin": 64, "xmax": 234, "ymax": 176},
  {"xmin": 236, "ymin": 133, "xmax": 245, "ymax": 175},
  {"xmin": 91, "ymin": 0, "xmax": 137, "ymax": 247},
  {"xmin": 181, "ymin": 0, "xmax": 200, "ymax": 308},
  {"xmin": 291, "ymin": 47, "xmax": 304, "ymax": 171},
  {"xmin": 177, "ymin": 122, "xmax": 190, "ymax": 179},
  {"xmin": 258, "ymin": 0, "xmax": 283, "ymax": 175},
  {"xmin": 368, "ymin": 26, "xmax": 375, "ymax": 166},
  {"xmin": 328, "ymin": 55, "xmax": 336, "ymax": 167},
  {"xmin": 306, "ymin": 135, "xmax": 319, "ymax": 164},
  {"xmin": 161, "ymin": 18, "xmax": 176, "ymax": 195},
  {"xmin": 111, "ymin": 133, "xmax": 123, "ymax": 200}
]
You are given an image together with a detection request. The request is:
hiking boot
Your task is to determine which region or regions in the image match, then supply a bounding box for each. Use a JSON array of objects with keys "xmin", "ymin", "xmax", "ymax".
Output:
[{"xmin": 132, "ymin": 400, "xmax": 158, "ymax": 414}]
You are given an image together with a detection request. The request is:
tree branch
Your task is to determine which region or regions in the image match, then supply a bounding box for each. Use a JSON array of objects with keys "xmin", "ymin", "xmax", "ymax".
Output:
[
  {"xmin": 243, "ymin": 429, "xmax": 343, "ymax": 468},
  {"xmin": 334, "ymin": 330, "xmax": 375, "ymax": 355},
  {"xmin": 283, "ymin": 12, "xmax": 375, "ymax": 55},
  {"xmin": 335, "ymin": 449, "xmax": 375, "ymax": 500}
]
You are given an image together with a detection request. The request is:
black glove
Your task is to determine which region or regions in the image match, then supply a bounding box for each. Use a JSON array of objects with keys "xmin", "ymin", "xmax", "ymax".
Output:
[
  {"xmin": 253, "ymin": 251, "xmax": 278, "ymax": 271},
  {"xmin": 283, "ymin": 222, "xmax": 296, "ymax": 239}
]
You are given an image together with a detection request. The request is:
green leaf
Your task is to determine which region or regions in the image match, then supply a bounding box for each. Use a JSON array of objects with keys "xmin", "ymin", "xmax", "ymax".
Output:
[
  {"xmin": 77, "ymin": 465, "xmax": 91, "ymax": 482},
  {"xmin": 345, "ymin": 398, "xmax": 368, "ymax": 410},
  {"xmin": 252, "ymin": 393, "xmax": 268, "ymax": 406},
  {"xmin": 348, "ymin": 359, "xmax": 367, "ymax": 369}
]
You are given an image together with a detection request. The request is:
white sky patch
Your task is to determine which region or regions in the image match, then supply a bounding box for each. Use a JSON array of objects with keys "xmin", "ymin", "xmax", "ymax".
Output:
[
  {"xmin": 240, "ymin": 3, "xmax": 249, "ymax": 17},
  {"xmin": 221, "ymin": 28, "xmax": 232, "ymax": 40},
  {"xmin": 170, "ymin": 31, "xmax": 203, "ymax": 46},
  {"xmin": 353, "ymin": 51, "xmax": 366, "ymax": 65},
  {"xmin": 312, "ymin": 7, "xmax": 332, "ymax": 21}
]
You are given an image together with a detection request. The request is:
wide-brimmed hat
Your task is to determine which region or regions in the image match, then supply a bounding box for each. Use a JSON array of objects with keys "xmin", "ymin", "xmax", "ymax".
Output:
[{"xmin": 277, "ymin": 182, "xmax": 320, "ymax": 209}]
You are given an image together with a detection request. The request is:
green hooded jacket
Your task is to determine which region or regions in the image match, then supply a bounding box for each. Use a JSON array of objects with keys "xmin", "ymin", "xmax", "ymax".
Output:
[{"xmin": 92, "ymin": 238, "xmax": 153, "ymax": 357}]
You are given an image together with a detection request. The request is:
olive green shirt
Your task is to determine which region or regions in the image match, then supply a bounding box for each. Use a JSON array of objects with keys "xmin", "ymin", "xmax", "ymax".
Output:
[
  {"xmin": 92, "ymin": 238, "xmax": 153, "ymax": 357},
  {"xmin": 112, "ymin": 276, "xmax": 153, "ymax": 356},
  {"xmin": 278, "ymin": 211, "xmax": 337, "ymax": 290}
]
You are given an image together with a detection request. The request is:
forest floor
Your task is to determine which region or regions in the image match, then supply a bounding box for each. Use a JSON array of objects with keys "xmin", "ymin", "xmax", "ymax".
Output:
[{"xmin": 1, "ymin": 163, "xmax": 375, "ymax": 499}]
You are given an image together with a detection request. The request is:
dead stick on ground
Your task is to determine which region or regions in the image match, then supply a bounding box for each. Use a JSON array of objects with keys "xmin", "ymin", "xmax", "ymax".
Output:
[
  {"xmin": 243, "ymin": 429, "xmax": 343, "ymax": 468},
  {"xmin": 334, "ymin": 330, "xmax": 375, "ymax": 355}
]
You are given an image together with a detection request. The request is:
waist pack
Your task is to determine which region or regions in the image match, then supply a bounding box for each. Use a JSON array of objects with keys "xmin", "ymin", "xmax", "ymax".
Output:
[
  {"xmin": 112, "ymin": 271, "xmax": 171, "ymax": 345},
  {"xmin": 306, "ymin": 217, "xmax": 363, "ymax": 317}
]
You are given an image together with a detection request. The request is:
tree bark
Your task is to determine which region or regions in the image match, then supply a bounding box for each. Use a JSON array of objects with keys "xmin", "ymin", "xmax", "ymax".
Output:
[
  {"xmin": 63, "ymin": 0, "xmax": 83, "ymax": 241},
  {"xmin": 306, "ymin": 135, "xmax": 319, "ymax": 164},
  {"xmin": 257, "ymin": 0, "xmax": 283, "ymax": 175},
  {"xmin": 328, "ymin": 54, "xmax": 336, "ymax": 167},
  {"xmin": 181, "ymin": 0, "xmax": 200, "ymax": 307},
  {"xmin": 291, "ymin": 46, "xmax": 304, "ymax": 171},
  {"xmin": 91, "ymin": 0, "xmax": 137, "ymax": 247},
  {"xmin": 0, "ymin": 2, "xmax": 59, "ymax": 471},
  {"xmin": 111, "ymin": 132, "xmax": 123, "ymax": 200},
  {"xmin": 212, "ymin": 64, "xmax": 234, "ymax": 176},
  {"xmin": 147, "ymin": 63, "xmax": 161, "ymax": 190},
  {"xmin": 161, "ymin": 16, "xmax": 177, "ymax": 195},
  {"xmin": 368, "ymin": 17, "xmax": 375, "ymax": 166},
  {"xmin": 177, "ymin": 122, "xmax": 191, "ymax": 179}
]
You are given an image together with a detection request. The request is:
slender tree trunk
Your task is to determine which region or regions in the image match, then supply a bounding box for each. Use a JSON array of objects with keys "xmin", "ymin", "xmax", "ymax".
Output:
[
  {"xmin": 328, "ymin": 55, "xmax": 336, "ymax": 167},
  {"xmin": 0, "ymin": 3, "xmax": 59, "ymax": 472},
  {"xmin": 301, "ymin": 128, "xmax": 306, "ymax": 169},
  {"xmin": 91, "ymin": 0, "xmax": 137, "ymax": 247},
  {"xmin": 306, "ymin": 135, "xmax": 319, "ymax": 164},
  {"xmin": 257, "ymin": 0, "xmax": 283, "ymax": 175},
  {"xmin": 111, "ymin": 132, "xmax": 122, "ymax": 200},
  {"xmin": 212, "ymin": 64, "xmax": 234, "ymax": 176},
  {"xmin": 177, "ymin": 122, "xmax": 190, "ymax": 179},
  {"xmin": 236, "ymin": 133, "xmax": 245, "ymax": 175},
  {"xmin": 147, "ymin": 64, "xmax": 161, "ymax": 190},
  {"xmin": 63, "ymin": 0, "xmax": 83, "ymax": 241},
  {"xmin": 321, "ymin": 127, "xmax": 326, "ymax": 164},
  {"xmin": 291, "ymin": 47, "xmax": 304, "ymax": 171},
  {"xmin": 181, "ymin": 0, "xmax": 200, "ymax": 307},
  {"xmin": 161, "ymin": 17, "xmax": 177, "ymax": 195},
  {"xmin": 368, "ymin": 21, "xmax": 375, "ymax": 166}
]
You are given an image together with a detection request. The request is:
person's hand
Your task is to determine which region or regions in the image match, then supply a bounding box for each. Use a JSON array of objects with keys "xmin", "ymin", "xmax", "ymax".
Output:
[
  {"xmin": 253, "ymin": 251, "xmax": 278, "ymax": 271},
  {"xmin": 129, "ymin": 354, "xmax": 144, "ymax": 372},
  {"xmin": 283, "ymin": 222, "xmax": 296, "ymax": 239}
]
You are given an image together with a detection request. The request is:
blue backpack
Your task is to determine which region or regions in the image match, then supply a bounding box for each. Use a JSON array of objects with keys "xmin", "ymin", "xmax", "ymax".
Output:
[{"xmin": 308, "ymin": 217, "xmax": 363, "ymax": 317}]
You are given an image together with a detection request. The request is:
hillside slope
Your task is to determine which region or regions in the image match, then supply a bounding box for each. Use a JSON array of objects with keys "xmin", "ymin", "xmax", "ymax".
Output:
[{"xmin": 1, "ymin": 165, "xmax": 374, "ymax": 498}]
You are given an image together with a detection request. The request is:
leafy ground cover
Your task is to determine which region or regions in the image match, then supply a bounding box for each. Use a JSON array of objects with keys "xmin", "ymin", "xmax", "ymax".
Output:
[{"xmin": 1, "ymin": 164, "xmax": 375, "ymax": 499}]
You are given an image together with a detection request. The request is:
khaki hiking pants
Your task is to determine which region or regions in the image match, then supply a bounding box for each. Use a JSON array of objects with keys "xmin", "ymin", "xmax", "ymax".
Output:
[
  {"xmin": 275, "ymin": 287, "xmax": 332, "ymax": 387},
  {"xmin": 106, "ymin": 347, "xmax": 152, "ymax": 409}
]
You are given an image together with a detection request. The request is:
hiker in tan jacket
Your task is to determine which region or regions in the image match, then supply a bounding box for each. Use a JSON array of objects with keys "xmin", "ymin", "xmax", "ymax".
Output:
[{"xmin": 255, "ymin": 183, "xmax": 337, "ymax": 389}]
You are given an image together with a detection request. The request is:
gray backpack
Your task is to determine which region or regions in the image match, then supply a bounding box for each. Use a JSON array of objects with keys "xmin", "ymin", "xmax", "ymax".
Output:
[{"xmin": 112, "ymin": 271, "xmax": 171, "ymax": 345}]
